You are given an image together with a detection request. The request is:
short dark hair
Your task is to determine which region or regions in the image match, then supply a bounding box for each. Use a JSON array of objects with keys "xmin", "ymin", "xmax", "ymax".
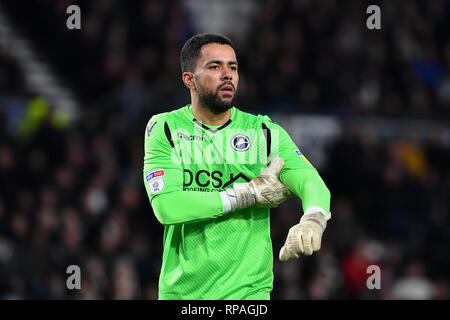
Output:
[{"xmin": 180, "ymin": 33, "xmax": 234, "ymax": 73}]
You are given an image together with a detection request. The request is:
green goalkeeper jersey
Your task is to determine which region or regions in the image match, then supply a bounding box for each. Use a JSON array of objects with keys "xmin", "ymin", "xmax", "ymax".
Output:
[{"xmin": 143, "ymin": 104, "xmax": 330, "ymax": 300}]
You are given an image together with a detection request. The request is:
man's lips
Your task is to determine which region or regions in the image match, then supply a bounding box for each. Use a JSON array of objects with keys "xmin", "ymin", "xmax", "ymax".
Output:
[{"xmin": 219, "ymin": 84, "xmax": 234, "ymax": 92}]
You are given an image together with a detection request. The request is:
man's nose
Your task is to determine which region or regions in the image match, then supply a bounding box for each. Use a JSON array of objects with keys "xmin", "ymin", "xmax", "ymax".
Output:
[{"xmin": 222, "ymin": 68, "xmax": 232, "ymax": 80}]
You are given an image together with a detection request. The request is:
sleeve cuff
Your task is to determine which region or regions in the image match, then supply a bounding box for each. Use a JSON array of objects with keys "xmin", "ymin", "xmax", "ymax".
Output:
[
  {"xmin": 304, "ymin": 206, "xmax": 331, "ymax": 220},
  {"xmin": 220, "ymin": 191, "xmax": 233, "ymax": 213}
]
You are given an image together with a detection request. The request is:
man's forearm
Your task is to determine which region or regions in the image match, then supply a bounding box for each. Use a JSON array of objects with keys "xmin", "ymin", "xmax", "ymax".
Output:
[
  {"xmin": 151, "ymin": 191, "xmax": 226, "ymax": 225},
  {"xmin": 280, "ymin": 167, "xmax": 331, "ymax": 213},
  {"xmin": 149, "ymin": 157, "xmax": 292, "ymax": 225}
]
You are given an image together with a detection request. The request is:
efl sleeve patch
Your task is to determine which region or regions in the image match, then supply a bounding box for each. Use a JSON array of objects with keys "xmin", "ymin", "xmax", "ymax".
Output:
[
  {"xmin": 295, "ymin": 150, "xmax": 312, "ymax": 165},
  {"xmin": 145, "ymin": 169, "xmax": 165, "ymax": 194}
]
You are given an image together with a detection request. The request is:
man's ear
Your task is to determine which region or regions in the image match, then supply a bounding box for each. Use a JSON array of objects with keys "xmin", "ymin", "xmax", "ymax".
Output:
[{"xmin": 182, "ymin": 72, "xmax": 196, "ymax": 90}]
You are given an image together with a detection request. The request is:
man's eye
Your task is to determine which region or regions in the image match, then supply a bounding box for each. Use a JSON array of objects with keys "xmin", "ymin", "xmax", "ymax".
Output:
[
  {"xmin": 231, "ymin": 66, "xmax": 237, "ymax": 71},
  {"xmin": 209, "ymin": 65, "xmax": 219, "ymax": 70}
]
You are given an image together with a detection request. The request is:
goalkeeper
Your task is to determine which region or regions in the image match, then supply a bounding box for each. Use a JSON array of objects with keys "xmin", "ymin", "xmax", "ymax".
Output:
[{"xmin": 143, "ymin": 33, "xmax": 331, "ymax": 300}]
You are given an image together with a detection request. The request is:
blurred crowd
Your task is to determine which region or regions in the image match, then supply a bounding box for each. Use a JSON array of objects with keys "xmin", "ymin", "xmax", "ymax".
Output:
[
  {"xmin": 271, "ymin": 127, "xmax": 450, "ymax": 299},
  {"xmin": 239, "ymin": 0, "xmax": 450, "ymax": 117},
  {"xmin": 4, "ymin": 0, "xmax": 450, "ymax": 119},
  {"xmin": 0, "ymin": 0, "xmax": 449, "ymax": 299}
]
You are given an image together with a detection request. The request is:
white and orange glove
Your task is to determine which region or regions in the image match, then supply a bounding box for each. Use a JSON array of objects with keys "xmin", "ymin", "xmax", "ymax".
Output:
[
  {"xmin": 220, "ymin": 157, "xmax": 293, "ymax": 211},
  {"xmin": 279, "ymin": 207, "xmax": 331, "ymax": 261}
]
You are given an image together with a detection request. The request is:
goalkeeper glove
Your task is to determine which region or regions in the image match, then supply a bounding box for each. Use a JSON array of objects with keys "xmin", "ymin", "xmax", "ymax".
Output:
[
  {"xmin": 220, "ymin": 157, "xmax": 293, "ymax": 212},
  {"xmin": 279, "ymin": 207, "xmax": 331, "ymax": 261}
]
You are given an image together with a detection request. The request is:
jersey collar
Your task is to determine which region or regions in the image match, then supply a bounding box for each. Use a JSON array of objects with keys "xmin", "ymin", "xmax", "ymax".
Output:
[{"xmin": 187, "ymin": 104, "xmax": 234, "ymax": 134}]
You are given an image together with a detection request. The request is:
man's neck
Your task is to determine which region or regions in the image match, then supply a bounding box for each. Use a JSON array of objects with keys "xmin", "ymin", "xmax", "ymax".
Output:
[{"xmin": 191, "ymin": 101, "xmax": 231, "ymax": 126}]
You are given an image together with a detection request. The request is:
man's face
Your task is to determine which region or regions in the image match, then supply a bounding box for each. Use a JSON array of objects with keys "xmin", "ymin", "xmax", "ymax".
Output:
[{"xmin": 192, "ymin": 43, "xmax": 239, "ymax": 114}]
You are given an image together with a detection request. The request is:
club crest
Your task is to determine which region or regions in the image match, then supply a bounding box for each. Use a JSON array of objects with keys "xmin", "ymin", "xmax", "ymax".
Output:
[{"xmin": 231, "ymin": 134, "xmax": 250, "ymax": 152}]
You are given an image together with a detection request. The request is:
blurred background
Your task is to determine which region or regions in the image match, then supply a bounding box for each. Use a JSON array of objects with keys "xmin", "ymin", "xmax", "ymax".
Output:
[{"xmin": 0, "ymin": 0, "xmax": 449, "ymax": 299}]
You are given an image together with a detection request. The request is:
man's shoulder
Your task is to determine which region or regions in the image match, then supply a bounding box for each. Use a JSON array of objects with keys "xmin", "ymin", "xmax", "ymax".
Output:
[
  {"xmin": 233, "ymin": 107, "xmax": 274, "ymax": 124},
  {"xmin": 144, "ymin": 106, "xmax": 188, "ymax": 140}
]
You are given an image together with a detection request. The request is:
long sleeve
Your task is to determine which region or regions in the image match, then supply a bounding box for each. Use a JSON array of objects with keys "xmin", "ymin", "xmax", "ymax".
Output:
[
  {"xmin": 143, "ymin": 114, "xmax": 227, "ymax": 225},
  {"xmin": 151, "ymin": 191, "xmax": 225, "ymax": 225}
]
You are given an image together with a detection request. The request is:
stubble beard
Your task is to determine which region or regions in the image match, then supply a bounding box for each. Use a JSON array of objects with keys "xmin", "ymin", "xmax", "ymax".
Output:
[{"xmin": 197, "ymin": 85, "xmax": 237, "ymax": 115}]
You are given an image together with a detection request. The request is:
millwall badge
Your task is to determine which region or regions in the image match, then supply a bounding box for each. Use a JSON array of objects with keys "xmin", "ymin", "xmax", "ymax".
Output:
[{"xmin": 231, "ymin": 134, "xmax": 250, "ymax": 152}]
